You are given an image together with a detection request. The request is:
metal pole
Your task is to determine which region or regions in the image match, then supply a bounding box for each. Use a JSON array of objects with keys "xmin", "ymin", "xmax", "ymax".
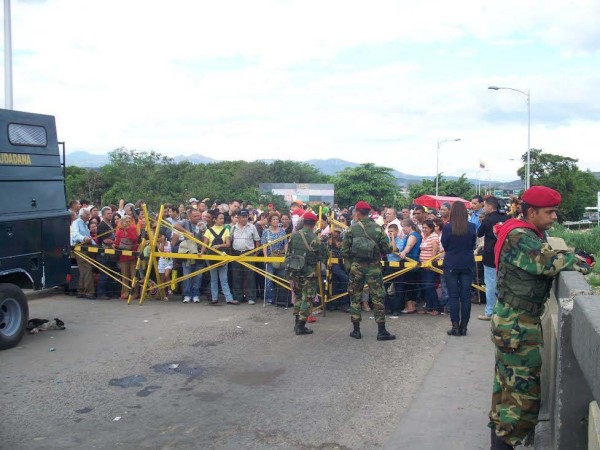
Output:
[
  {"xmin": 4, "ymin": 0, "xmax": 13, "ymax": 109},
  {"xmin": 526, "ymin": 90, "xmax": 531, "ymax": 189}
]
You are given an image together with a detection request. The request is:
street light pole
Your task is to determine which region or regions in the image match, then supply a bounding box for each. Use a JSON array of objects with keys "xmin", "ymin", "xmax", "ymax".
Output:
[
  {"xmin": 436, "ymin": 138, "xmax": 461, "ymax": 197},
  {"xmin": 488, "ymin": 86, "xmax": 531, "ymax": 189},
  {"xmin": 4, "ymin": 0, "xmax": 13, "ymax": 109}
]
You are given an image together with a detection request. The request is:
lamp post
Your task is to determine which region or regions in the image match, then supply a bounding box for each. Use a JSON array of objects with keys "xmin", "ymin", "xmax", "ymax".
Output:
[
  {"xmin": 436, "ymin": 138, "xmax": 461, "ymax": 197},
  {"xmin": 4, "ymin": 0, "xmax": 13, "ymax": 109},
  {"xmin": 488, "ymin": 85, "xmax": 530, "ymax": 189}
]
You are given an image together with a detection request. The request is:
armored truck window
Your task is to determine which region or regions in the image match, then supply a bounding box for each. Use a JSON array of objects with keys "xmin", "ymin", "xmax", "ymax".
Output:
[{"xmin": 8, "ymin": 123, "xmax": 48, "ymax": 147}]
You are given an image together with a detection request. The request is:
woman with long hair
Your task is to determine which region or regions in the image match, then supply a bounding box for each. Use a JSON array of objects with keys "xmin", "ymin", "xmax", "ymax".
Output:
[
  {"xmin": 280, "ymin": 213, "xmax": 293, "ymax": 235},
  {"xmin": 398, "ymin": 219, "xmax": 422, "ymax": 313},
  {"xmin": 418, "ymin": 219, "xmax": 441, "ymax": 315},
  {"xmin": 201, "ymin": 212, "xmax": 236, "ymax": 305},
  {"xmin": 441, "ymin": 201, "xmax": 477, "ymax": 336}
]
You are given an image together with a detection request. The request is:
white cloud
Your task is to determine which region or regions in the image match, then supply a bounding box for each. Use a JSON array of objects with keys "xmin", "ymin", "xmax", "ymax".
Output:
[{"xmin": 1, "ymin": 0, "xmax": 599, "ymax": 183}]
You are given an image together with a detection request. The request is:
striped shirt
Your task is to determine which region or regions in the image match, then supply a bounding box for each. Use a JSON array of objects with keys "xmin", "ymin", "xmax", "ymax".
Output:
[
  {"xmin": 419, "ymin": 232, "xmax": 439, "ymax": 263},
  {"xmin": 230, "ymin": 223, "xmax": 260, "ymax": 251}
]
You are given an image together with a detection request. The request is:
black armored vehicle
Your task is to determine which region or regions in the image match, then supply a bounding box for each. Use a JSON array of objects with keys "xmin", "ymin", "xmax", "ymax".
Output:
[{"xmin": 0, "ymin": 108, "xmax": 70, "ymax": 349}]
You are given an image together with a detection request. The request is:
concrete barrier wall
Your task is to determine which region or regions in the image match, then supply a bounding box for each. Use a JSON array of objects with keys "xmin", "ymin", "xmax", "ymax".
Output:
[{"xmin": 535, "ymin": 271, "xmax": 600, "ymax": 450}]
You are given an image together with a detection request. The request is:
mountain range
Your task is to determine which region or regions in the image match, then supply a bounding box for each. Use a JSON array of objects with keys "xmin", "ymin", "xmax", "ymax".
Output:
[{"xmin": 65, "ymin": 151, "xmax": 523, "ymax": 190}]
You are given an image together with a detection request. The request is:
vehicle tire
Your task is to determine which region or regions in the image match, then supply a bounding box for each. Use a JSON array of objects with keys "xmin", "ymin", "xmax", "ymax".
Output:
[{"xmin": 0, "ymin": 283, "xmax": 29, "ymax": 350}]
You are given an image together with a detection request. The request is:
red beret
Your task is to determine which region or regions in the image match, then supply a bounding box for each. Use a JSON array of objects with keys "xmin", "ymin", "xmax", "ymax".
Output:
[
  {"xmin": 355, "ymin": 201, "xmax": 372, "ymax": 210},
  {"xmin": 521, "ymin": 186, "xmax": 562, "ymax": 208},
  {"xmin": 303, "ymin": 212, "xmax": 318, "ymax": 221}
]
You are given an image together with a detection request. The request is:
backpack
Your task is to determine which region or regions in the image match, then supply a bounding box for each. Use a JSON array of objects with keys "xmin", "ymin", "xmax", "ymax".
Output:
[
  {"xmin": 350, "ymin": 221, "xmax": 379, "ymax": 260},
  {"xmin": 284, "ymin": 231, "xmax": 315, "ymax": 272},
  {"xmin": 208, "ymin": 227, "xmax": 226, "ymax": 246}
]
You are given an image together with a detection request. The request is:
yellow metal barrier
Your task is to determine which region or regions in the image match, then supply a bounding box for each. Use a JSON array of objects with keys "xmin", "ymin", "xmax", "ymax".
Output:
[{"xmin": 72, "ymin": 206, "xmax": 488, "ymax": 308}]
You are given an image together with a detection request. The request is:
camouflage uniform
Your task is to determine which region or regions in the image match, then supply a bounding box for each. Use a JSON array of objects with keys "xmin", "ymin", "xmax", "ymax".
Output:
[
  {"xmin": 489, "ymin": 227, "xmax": 588, "ymax": 446},
  {"xmin": 340, "ymin": 218, "xmax": 392, "ymax": 324},
  {"xmin": 286, "ymin": 228, "xmax": 327, "ymax": 321}
]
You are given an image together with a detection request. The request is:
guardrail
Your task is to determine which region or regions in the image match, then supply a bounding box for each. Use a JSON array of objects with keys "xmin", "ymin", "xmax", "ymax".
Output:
[{"xmin": 536, "ymin": 271, "xmax": 600, "ymax": 450}]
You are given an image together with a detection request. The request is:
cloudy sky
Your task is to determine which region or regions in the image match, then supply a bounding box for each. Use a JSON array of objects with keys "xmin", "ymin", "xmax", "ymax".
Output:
[{"xmin": 4, "ymin": 0, "xmax": 600, "ymax": 181}]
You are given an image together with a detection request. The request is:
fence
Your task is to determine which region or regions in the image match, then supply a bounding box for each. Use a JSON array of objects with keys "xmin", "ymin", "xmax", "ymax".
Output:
[{"xmin": 73, "ymin": 206, "xmax": 486, "ymax": 308}]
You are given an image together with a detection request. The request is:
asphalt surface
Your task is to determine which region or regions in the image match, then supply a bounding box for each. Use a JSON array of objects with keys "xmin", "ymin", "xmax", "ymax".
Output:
[{"xmin": 1, "ymin": 293, "xmax": 490, "ymax": 449}]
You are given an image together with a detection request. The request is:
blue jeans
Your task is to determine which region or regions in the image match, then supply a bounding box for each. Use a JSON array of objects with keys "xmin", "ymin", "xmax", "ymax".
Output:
[
  {"xmin": 209, "ymin": 263, "xmax": 233, "ymax": 302},
  {"xmin": 444, "ymin": 267, "xmax": 474, "ymax": 324},
  {"xmin": 420, "ymin": 269, "xmax": 440, "ymax": 311},
  {"xmin": 483, "ymin": 265, "xmax": 497, "ymax": 317},
  {"xmin": 264, "ymin": 263, "xmax": 285, "ymax": 302},
  {"xmin": 182, "ymin": 262, "xmax": 202, "ymax": 298}
]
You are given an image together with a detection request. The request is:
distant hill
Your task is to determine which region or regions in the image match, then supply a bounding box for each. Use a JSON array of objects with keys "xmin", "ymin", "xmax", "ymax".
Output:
[
  {"xmin": 65, "ymin": 151, "xmax": 520, "ymax": 189},
  {"xmin": 172, "ymin": 154, "xmax": 216, "ymax": 164},
  {"xmin": 66, "ymin": 151, "xmax": 109, "ymax": 167}
]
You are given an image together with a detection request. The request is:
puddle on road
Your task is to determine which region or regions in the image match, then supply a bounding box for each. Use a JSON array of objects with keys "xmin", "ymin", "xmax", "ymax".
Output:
[
  {"xmin": 75, "ymin": 407, "xmax": 93, "ymax": 414},
  {"xmin": 109, "ymin": 375, "xmax": 147, "ymax": 388},
  {"xmin": 151, "ymin": 362, "xmax": 204, "ymax": 381},
  {"xmin": 228, "ymin": 368, "xmax": 285, "ymax": 386},
  {"xmin": 136, "ymin": 385, "xmax": 162, "ymax": 397}
]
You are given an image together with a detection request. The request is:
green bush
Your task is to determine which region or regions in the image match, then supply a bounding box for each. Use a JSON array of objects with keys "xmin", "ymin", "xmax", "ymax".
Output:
[
  {"xmin": 549, "ymin": 224, "xmax": 600, "ymax": 274},
  {"xmin": 549, "ymin": 224, "xmax": 600, "ymax": 254}
]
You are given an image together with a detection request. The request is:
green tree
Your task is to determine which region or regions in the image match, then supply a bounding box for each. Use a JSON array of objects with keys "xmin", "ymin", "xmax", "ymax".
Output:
[
  {"xmin": 332, "ymin": 163, "xmax": 398, "ymax": 208},
  {"xmin": 517, "ymin": 149, "xmax": 600, "ymax": 221},
  {"xmin": 408, "ymin": 174, "xmax": 475, "ymax": 202},
  {"xmin": 65, "ymin": 166, "xmax": 106, "ymax": 203}
]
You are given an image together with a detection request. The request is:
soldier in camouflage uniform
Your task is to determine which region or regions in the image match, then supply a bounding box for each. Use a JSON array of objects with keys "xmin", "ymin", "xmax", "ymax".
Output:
[
  {"xmin": 341, "ymin": 201, "xmax": 395, "ymax": 341},
  {"xmin": 284, "ymin": 211, "xmax": 328, "ymax": 335},
  {"xmin": 488, "ymin": 186, "xmax": 590, "ymax": 450}
]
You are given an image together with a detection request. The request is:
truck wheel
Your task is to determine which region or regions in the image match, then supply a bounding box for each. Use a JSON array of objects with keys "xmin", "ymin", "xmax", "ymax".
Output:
[{"xmin": 0, "ymin": 284, "xmax": 29, "ymax": 350}]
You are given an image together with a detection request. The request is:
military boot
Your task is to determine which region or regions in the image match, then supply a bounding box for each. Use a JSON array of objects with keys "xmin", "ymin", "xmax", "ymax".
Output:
[
  {"xmin": 349, "ymin": 321, "xmax": 362, "ymax": 339},
  {"xmin": 294, "ymin": 315, "xmax": 300, "ymax": 333},
  {"xmin": 447, "ymin": 321, "xmax": 461, "ymax": 336},
  {"xmin": 376, "ymin": 322, "xmax": 396, "ymax": 341},
  {"xmin": 459, "ymin": 320, "xmax": 469, "ymax": 336},
  {"xmin": 490, "ymin": 429, "xmax": 514, "ymax": 450},
  {"xmin": 295, "ymin": 320, "xmax": 313, "ymax": 335}
]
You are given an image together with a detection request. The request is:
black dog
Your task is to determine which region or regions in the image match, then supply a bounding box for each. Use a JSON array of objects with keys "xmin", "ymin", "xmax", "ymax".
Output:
[{"xmin": 27, "ymin": 318, "xmax": 66, "ymax": 334}]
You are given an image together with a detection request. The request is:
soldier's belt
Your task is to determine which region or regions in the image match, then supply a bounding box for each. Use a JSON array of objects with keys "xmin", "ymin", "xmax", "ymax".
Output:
[{"xmin": 499, "ymin": 296, "xmax": 544, "ymax": 316}]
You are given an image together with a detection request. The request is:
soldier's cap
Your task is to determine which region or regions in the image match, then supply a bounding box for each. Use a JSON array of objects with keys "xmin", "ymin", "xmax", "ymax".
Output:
[
  {"xmin": 521, "ymin": 186, "xmax": 562, "ymax": 208},
  {"xmin": 303, "ymin": 211, "xmax": 318, "ymax": 221},
  {"xmin": 355, "ymin": 201, "xmax": 371, "ymax": 210},
  {"xmin": 188, "ymin": 197, "xmax": 199, "ymax": 203},
  {"xmin": 239, "ymin": 209, "xmax": 249, "ymax": 216}
]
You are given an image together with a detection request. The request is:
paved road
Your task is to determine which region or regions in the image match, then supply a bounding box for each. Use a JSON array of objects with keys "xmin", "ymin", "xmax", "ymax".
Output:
[{"xmin": 1, "ymin": 293, "xmax": 490, "ymax": 449}]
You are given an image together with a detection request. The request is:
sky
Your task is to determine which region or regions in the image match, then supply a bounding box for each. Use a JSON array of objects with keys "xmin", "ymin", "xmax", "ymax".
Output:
[{"xmin": 3, "ymin": 0, "xmax": 600, "ymax": 181}]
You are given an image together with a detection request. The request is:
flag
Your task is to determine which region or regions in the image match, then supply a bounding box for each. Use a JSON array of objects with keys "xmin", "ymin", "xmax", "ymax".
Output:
[{"xmin": 479, "ymin": 161, "xmax": 486, "ymax": 169}]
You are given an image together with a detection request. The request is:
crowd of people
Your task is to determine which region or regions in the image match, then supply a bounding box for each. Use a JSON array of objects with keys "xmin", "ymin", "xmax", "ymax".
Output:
[
  {"xmin": 68, "ymin": 194, "xmax": 519, "ymax": 326},
  {"xmin": 66, "ymin": 185, "xmax": 595, "ymax": 450}
]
